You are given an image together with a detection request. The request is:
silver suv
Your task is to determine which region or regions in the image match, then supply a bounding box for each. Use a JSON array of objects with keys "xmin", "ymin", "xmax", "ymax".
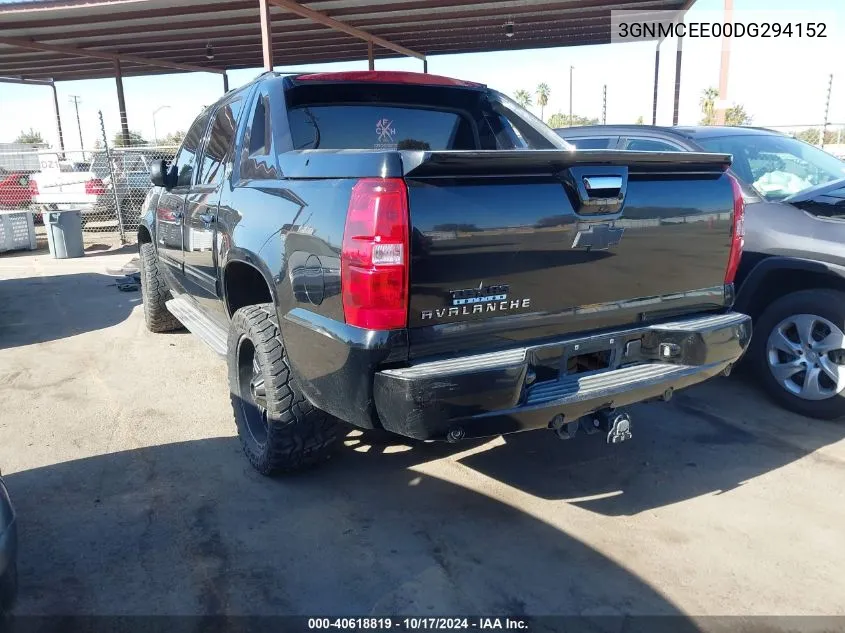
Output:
[{"xmin": 559, "ymin": 125, "xmax": 845, "ymax": 419}]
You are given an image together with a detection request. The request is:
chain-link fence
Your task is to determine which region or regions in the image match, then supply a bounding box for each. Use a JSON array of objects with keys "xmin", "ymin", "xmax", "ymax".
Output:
[{"xmin": 0, "ymin": 145, "xmax": 176, "ymax": 246}]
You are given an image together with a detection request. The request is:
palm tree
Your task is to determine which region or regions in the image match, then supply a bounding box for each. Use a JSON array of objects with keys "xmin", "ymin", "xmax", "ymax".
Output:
[
  {"xmin": 699, "ymin": 87, "xmax": 719, "ymax": 125},
  {"xmin": 535, "ymin": 83, "xmax": 551, "ymax": 121},
  {"xmin": 513, "ymin": 89, "xmax": 533, "ymax": 109}
]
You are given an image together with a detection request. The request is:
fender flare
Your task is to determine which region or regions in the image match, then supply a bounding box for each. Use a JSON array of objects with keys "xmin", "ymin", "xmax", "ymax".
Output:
[
  {"xmin": 220, "ymin": 247, "xmax": 279, "ymax": 315},
  {"xmin": 734, "ymin": 256, "xmax": 845, "ymax": 313}
]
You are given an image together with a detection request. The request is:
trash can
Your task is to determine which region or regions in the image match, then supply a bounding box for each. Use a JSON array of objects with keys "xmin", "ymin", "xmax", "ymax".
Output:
[{"xmin": 44, "ymin": 210, "xmax": 84, "ymax": 259}]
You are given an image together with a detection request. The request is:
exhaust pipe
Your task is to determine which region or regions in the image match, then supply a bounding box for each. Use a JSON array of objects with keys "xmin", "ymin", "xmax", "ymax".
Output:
[{"xmin": 551, "ymin": 414, "xmax": 579, "ymax": 440}]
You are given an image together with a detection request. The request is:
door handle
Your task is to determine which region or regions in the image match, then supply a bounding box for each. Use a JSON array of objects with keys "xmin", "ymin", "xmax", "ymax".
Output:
[{"xmin": 199, "ymin": 212, "xmax": 215, "ymax": 226}]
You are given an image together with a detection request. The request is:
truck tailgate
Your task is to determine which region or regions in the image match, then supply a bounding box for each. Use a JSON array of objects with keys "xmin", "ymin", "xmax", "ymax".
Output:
[{"xmin": 403, "ymin": 149, "xmax": 735, "ymax": 358}]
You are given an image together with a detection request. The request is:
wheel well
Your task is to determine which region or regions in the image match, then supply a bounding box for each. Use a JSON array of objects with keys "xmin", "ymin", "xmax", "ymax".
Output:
[
  {"xmin": 740, "ymin": 267, "xmax": 845, "ymax": 319},
  {"xmin": 138, "ymin": 225, "xmax": 152, "ymax": 244},
  {"xmin": 224, "ymin": 261, "xmax": 273, "ymax": 317}
]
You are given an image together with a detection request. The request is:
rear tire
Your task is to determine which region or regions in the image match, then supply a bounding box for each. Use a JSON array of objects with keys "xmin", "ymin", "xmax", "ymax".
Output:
[
  {"xmin": 228, "ymin": 304, "xmax": 339, "ymax": 475},
  {"xmin": 139, "ymin": 242, "xmax": 181, "ymax": 333},
  {"xmin": 749, "ymin": 289, "xmax": 845, "ymax": 420}
]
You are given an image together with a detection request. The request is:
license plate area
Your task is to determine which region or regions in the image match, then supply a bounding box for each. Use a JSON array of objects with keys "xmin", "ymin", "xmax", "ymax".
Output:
[
  {"xmin": 560, "ymin": 336, "xmax": 621, "ymax": 377},
  {"xmin": 530, "ymin": 333, "xmax": 630, "ymax": 383}
]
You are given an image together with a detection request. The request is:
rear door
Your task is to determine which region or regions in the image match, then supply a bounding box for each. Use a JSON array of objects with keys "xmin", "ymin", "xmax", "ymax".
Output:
[
  {"xmin": 182, "ymin": 97, "xmax": 244, "ymax": 312},
  {"xmin": 155, "ymin": 109, "xmax": 211, "ymax": 272}
]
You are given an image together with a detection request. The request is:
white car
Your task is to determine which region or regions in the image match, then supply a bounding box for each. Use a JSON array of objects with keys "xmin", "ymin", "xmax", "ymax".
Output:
[{"xmin": 28, "ymin": 154, "xmax": 108, "ymax": 218}]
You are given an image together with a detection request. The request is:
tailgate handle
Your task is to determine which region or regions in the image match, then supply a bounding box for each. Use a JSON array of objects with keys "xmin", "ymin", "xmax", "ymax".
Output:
[
  {"xmin": 583, "ymin": 176, "xmax": 622, "ymax": 194},
  {"xmin": 564, "ymin": 166, "xmax": 628, "ymax": 216}
]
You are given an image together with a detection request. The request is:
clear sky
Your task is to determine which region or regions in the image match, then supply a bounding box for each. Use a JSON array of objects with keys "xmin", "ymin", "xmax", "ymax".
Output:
[{"xmin": 1, "ymin": 0, "xmax": 843, "ymax": 150}]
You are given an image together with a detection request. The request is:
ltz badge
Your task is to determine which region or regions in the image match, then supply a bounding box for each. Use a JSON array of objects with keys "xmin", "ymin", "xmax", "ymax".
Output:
[{"xmin": 421, "ymin": 282, "xmax": 532, "ymax": 321}]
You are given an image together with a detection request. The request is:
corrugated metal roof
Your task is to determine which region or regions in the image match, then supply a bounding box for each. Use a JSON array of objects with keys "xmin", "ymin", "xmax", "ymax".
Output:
[{"xmin": 0, "ymin": 0, "xmax": 692, "ymax": 81}]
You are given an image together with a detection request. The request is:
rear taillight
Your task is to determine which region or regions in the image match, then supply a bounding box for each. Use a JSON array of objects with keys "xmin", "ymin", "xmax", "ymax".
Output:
[
  {"xmin": 28, "ymin": 179, "xmax": 39, "ymax": 196},
  {"xmin": 341, "ymin": 178, "xmax": 409, "ymax": 330},
  {"xmin": 725, "ymin": 174, "xmax": 745, "ymax": 285},
  {"xmin": 85, "ymin": 178, "xmax": 106, "ymax": 195}
]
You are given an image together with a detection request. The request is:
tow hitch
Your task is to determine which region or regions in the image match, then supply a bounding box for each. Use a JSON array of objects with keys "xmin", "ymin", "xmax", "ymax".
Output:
[
  {"xmin": 594, "ymin": 409, "xmax": 633, "ymax": 444},
  {"xmin": 552, "ymin": 408, "xmax": 633, "ymax": 444}
]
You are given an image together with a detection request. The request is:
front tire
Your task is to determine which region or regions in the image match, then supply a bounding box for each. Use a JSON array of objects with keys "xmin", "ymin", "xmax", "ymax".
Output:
[
  {"xmin": 228, "ymin": 304, "xmax": 339, "ymax": 475},
  {"xmin": 139, "ymin": 242, "xmax": 181, "ymax": 333},
  {"xmin": 749, "ymin": 289, "xmax": 845, "ymax": 419}
]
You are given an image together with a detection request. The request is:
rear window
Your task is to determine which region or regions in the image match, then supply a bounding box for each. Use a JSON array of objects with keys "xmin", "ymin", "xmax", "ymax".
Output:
[
  {"xmin": 566, "ymin": 137, "xmax": 616, "ymax": 150},
  {"xmin": 288, "ymin": 105, "xmax": 471, "ymax": 151}
]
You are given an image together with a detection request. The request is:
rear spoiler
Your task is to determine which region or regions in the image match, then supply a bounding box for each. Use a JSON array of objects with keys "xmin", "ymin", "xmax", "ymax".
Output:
[{"xmin": 401, "ymin": 149, "xmax": 732, "ymax": 178}]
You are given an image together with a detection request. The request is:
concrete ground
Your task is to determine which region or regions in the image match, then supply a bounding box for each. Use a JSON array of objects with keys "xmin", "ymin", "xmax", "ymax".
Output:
[{"xmin": 1, "ymin": 244, "xmax": 844, "ymax": 622}]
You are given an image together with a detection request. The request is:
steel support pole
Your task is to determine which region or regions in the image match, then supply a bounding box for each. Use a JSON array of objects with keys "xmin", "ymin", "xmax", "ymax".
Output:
[
  {"xmin": 50, "ymin": 81, "xmax": 66, "ymax": 158},
  {"xmin": 368, "ymin": 41, "xmax": 374, "ymax": 70},
  {"xmin": 99, "ymin": 110, "xmax": 126, "ymax": 244},
  {"xmin": 259, "ymin": 0, "xmax": 274, "ymax": 71},
  {"xmin": 114, "ymin": 60, "xmax": 130, "ymax": 146},
  {"xmin": 223, "ymin": 72, "xmax": 229, "ymax": 93},
  {"xmin": 423, "ymin": 58, "xmax": 428, "ymax": 74},
  {"xmin": 672, "ymin": 37, "xmax": 682, "ymax": 126},
  {"xmin": 652, "ymin": 41, "xmax": 661, "ymax": 125}
]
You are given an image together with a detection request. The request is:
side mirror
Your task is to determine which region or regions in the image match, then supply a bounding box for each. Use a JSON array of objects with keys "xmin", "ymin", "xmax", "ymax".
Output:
[{"xmin": 150, "ymin": 159, "xmax": 172, "ymax": 189}]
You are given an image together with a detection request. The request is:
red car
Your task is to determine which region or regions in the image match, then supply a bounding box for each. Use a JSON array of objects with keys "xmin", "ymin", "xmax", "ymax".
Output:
[{"xmin": 0, "ymin": 168, "xmax": 32, "ymax": 208}]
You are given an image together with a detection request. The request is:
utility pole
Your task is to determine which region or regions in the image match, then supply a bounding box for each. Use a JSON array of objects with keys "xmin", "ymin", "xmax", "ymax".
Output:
[
  {"xmin": 822, "ymin": 73, "xmax": 833, "ymax": 149},
  {"xmin": 602, "ymin": 85, "xmax": 607, "ymax": 125},
  {"xmin": 69, "ymin": 95, "xmax": 84, "ymax": 152},
  {"xmin": 569, "ymin": 65, "xmax": 574, "ymax": 125},
  {"xmin": 714, "ymin": 0, "xmax": 733, "ymax": 125}
]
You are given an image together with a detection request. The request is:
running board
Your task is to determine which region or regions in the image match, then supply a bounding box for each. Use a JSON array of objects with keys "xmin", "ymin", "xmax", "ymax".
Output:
[
  {"xmin": 525, "ymin": 362, "xmax": 707, "ymax": 407},
  {"xmin": 165, "ymin": 295, "xmax": 227, "ymax": 357}
]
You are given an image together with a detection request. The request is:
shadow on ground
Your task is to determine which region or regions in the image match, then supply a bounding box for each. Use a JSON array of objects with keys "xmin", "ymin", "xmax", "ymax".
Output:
[
  {"xmin": 0, "ymin": 273, "xmax": 139, "ymax": 349},
  {"xmin": 456, "ymin": 376, "xmax": 845, "ymax": 515},
  {"xmin": 84, "ymin": 244, "xmax": 137, "ymax": 258},
  {"xmin": 5, "ymin": 436, "xmax": 689, "ymax": 619}
]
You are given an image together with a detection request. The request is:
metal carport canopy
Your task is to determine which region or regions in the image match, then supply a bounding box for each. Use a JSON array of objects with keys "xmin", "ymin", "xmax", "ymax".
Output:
[{"xmin": 0, "ymin": 0, "xmax": 695, "ymax": 81}]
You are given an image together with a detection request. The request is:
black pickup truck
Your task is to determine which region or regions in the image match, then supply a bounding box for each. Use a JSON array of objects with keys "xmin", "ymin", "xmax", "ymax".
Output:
[{"xmin": 138, "ymin": 70, "xmax": 751, "ymax": 475}]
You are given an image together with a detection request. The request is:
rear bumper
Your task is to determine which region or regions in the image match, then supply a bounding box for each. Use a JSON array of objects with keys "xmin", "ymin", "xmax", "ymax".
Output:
[{"xmin": 373, "ymin": 312, "xmax": 751, "ymax": 440}]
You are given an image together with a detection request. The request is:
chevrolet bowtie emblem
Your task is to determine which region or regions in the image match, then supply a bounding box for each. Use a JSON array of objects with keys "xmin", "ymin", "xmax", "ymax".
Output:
[{"xmin": 571, "ymin": 224, "xmax": 625, "ymax": 251}]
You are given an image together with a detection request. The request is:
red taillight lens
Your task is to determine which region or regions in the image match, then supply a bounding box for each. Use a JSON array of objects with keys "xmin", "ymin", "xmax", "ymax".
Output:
[
  {"xmin": 725, "ymin": 174, "xmax": 745, "ymax": 285},
  {"xmin": 85, "ymin": 178, "xmax": 106, "ymax": 195},
  {"xmin": 28, "ymin": 179, "xmax": 39, "ymax": 196},
  {"xmin": 341, "ymin": 178, "xmax": 409, "ymax": 330}
]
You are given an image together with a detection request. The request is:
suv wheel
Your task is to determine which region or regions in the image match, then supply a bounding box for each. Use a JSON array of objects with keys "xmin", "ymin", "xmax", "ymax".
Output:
[
  {"xmin": 750, "ymin": 289, "xmax": 845, "ymax": 419},
  {"xmin": 138, "ymin": 242, "xmax": 181, "ymax": 333},
  {"xmin": 228, "ymin": 304, "xmax": 339, "ymax": 475}
]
